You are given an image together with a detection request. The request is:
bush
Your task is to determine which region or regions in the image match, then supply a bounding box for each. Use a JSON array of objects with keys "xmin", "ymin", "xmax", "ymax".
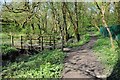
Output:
[
  {"xmin": 44, "ymin": 50, "xmax": 65, "ymax": 64},
  {"xmin": 1, "ymin": 44, "xmax": 17, "ymax": 55},
  {"xmin": 66, "ymin": 33, "xmax": 90, "ymax": 48}
]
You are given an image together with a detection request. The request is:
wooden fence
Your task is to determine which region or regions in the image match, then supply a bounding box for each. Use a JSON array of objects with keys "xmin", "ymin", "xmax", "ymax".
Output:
[{"xmin": 2, "ymin": 35, "xmax": 63, "ymax": 51}]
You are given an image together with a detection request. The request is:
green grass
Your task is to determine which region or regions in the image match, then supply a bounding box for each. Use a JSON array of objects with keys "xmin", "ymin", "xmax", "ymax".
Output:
[
  {"xmin": 0, "ymin": 33, "xmax": 11, "ymax": 45},
  {"xmin": 94, "ymin": 31, "xmax": 101, "ymax": 36},
  {"xmin": 2, "ymin": 50, "xmax": 65, "ymax": 78},
  {"xmin": 66, "ymin": 33, "xmax": 91, "ymax": 48},
  {"xmin": 93, "ymin": 37, "xmax": 118, "ymax": 76}
]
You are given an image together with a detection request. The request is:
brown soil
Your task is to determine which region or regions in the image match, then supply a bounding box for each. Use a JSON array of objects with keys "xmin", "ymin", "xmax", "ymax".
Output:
[{"xmin": 62, "ymin": 36, "xmax": 106, "ymax": 79}]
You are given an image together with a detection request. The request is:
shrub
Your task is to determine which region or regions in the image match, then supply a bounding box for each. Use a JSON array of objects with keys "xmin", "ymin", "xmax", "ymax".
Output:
[{"xmin": 1, "ymin": 44, "xmax": 17, "ymax": 55}]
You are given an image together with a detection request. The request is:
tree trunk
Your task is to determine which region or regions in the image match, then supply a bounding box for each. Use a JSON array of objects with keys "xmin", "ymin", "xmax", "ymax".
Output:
[
  {"xmin": 75, "ymin": 2, "xmax": 80, "ymax": 41},
  {"xmin": 95, "ymin": 1, "xmax": 114, "ymax": 48},
  {"xmin": 62, "ymin": 2, "xmax": 69, "ymax": 42},
  {"xmin": 65, "ymin": 3, "xmax": 80, "ymax": 42},
  {"xmin": 102, "ymin": 13, "xmax": 114, "ymax": 48},
  {"xmin": 101, "ymin": 6, "xmax": 114, "ymax": 48},
  {"xmin": 37, "ymin": 23, "xmax": 41, "ymax": 35},
  {"xmin": 94, "ymin": 19, "xmax": 100, "ymax": 31},
  {"xmin": 50, "ymin": 2, "xmax": 64, "ymax": 50}
]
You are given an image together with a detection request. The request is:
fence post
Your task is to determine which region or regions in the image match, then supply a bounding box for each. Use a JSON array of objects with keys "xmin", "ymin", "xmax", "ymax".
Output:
[
  {"xmin": 11, "ymin": 35, "xmax": 14, "ymax": 47},
  {"xmin": 30, "ymin": 36, "xmax": 32, "ymax": 50},
  {"xmin": 49, "ymin": 36, "xmax": 51, "ymax": 46},
  {"xmin": 53, "ymin": 36, "xmax": 55, "ymax": 49},
  {"xmin": 49, "ymin": 36, "xmax": 52, "ymax": 50},
  {"xmin": 61, "ymin": 31, "xmax": 64, "ymax": 51},
  {"xmin": 21, "ymin": 36, "xmax": 23, "ymax": 49},
  {"xmin": 38, "ymin": 36, "xmax": 41, "ymax": 51},
  {"xmin": 41, "ymin": 36, "xmax": 44, "ymax": 50}
]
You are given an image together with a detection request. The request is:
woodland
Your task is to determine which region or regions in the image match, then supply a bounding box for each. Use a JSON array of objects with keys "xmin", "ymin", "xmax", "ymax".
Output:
[{"xmin": 0, "ymin": 1, "xmax": 120, "ymax": 79}]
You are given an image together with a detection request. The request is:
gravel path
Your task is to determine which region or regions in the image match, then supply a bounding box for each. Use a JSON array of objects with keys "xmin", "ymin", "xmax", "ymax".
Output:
[{"xmin": 62, "ymin": 36, "xmax": 106, "ymax": 79}]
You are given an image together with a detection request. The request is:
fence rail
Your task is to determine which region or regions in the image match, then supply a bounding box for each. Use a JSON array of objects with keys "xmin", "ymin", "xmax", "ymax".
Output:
[{"xmin": 1, "ymin": 35, "xmax": 63, "ymax": 51}]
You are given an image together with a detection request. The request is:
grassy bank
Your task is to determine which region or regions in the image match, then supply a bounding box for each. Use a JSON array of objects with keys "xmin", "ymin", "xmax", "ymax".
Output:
[
  {"xmin": 93, "ymin": 37, "xmax": 118, "ymax": 76},
  {"xmin": 2, "ymin": 50, "xmax": 65, "ymax": 78},
  {"xmin": 66, "ymin": 33, "xmax": 91, "ymax": 48}
]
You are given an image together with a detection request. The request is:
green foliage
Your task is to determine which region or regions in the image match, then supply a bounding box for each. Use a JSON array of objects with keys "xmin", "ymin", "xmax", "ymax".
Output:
[
  {"xmin": 93, "ymin": 37, "xmax": 118, "ymax": 75},
  {"xmin": 0, "ymin": 33, "xmax": 9, "ymax": 38},
  {"xmin": 116, "ymin": 34, "xmax": 120, "ymax": 40},
  {"xmin": 84, "ymin": 33, "xmax": 91, "ymax": 41},
  {"xmin": 1, "ymin": 44, "xmax": 17, "ymax": 55},
  {"xmin": 94, "ymin": 31, "xmax": 101, "ymax": 36},
  {"xmin": 2, "ymin": 50, "xmax": 65, "ymax": 78},
  {"xmin": 44, "ymin": 50, "xmax": 65, "ymax": 64},
  {"xmin": 66, "ymin": 33, "xmax": 90, "ymax": 47}
]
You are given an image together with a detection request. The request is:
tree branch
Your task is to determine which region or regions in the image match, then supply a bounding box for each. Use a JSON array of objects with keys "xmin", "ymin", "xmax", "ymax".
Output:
[{"xmin": 94, "ymin": 1, "xmax": 102, "ymax": 14}]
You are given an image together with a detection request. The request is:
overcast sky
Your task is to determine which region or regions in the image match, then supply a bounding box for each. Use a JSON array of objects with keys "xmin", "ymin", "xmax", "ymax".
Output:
[
  {"xmin": 0, "ymin": 0, "xmax": 13, "ymax": 8},
  {"xmin": 0, "ymin": 0, "xmax": 12, "ymax": 4}
]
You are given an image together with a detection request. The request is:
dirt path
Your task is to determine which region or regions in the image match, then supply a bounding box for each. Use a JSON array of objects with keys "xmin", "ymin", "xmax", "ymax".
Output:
[{"xmin": 62, "ymin": 36, "xmax": 106, "ymax": 79}]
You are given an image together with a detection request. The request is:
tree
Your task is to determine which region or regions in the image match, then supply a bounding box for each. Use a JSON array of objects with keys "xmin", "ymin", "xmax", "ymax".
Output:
[
  {"xmin": 115, "ymin": 2, "xmax": 120, "ymax": 48},
  {"xmin": 95, "ymin": 1, "xmax": 115, "ymax": 48},
  {"xmin": 116, "ymin": 2, "xmax": 120, "ymax": 24},
  {"xmin": 62, "ymin": 2, "xmax": 69, "ymax": 42},
  {"xmin": 65, "ymin": 2, "xmax": 80, "ymax": 42}
]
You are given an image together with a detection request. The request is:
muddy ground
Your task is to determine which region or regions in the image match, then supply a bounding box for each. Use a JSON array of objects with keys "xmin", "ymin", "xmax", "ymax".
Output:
[{"xmin": 62, "ymin": 36, "xmax": 106, "ymax": 79}]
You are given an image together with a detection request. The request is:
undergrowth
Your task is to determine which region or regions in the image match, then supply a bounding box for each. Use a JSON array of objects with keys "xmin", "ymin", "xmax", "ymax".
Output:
[
  {"xmin": 93, "ymin": 37, "xmax": 118, "ymax": 76},
  {"xmin": 2, "ymin": 50, "xmax": 65, "ymax": 78},
  {"xmin": 66, "ymin": 33, "xmax": 91, "ymax": 48},
  {"xmin": 1, "ymin": 44, "xmax": 17, "ymax": 55}
]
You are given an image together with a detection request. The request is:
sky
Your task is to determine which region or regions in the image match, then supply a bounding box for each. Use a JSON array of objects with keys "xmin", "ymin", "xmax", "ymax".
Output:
[{"xmin": 0, "ymin": 0, "xmax": 12, "ymax": 4}]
